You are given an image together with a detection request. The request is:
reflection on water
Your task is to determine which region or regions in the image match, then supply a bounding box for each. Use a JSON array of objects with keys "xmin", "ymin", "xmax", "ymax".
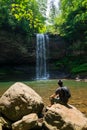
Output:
[
  {"xmin": 0, "ymin": 65, "xmax": 36, "ymax": 82},
  {"xmin": 0, "ymin": 65, "xmax": 69, "ymax": 82}
]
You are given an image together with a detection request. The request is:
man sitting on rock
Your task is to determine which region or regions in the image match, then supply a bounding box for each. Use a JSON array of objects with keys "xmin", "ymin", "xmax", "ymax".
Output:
[{"xmin": 49, "ymin": 80, "xmax": 71, "ymax": 106}]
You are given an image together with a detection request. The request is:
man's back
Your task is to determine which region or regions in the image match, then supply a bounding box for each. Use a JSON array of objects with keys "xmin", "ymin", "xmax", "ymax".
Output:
[
  {"xmin": 59, "ymin": 86, "xmax": 71, "ymax": 104},
  {"xmin": 50, "ymin": 80, "xmax": 71, "ymax": 106}
]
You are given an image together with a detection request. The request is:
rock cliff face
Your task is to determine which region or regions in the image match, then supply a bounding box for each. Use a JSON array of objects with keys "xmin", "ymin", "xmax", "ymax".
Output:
[
  {"xmin": 49, "ymin": 34, "xmax": 66, "ymax": 60},
  {"xmin": 0, "ymin": 30, "xmax": 66, "ymax": 65},
  {"xmin": 0, "ymin": 30, "xmax": 36, "ymax": 65},
  {"xmin": 0, "ymin": 82, "xmax": 87, "ymax": 130}
]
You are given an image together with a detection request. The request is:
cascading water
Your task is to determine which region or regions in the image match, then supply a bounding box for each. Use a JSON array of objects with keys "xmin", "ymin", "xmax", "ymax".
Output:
[{"xmin": 36, "ymin": 34, "xmax": 49, "ymax": 80}]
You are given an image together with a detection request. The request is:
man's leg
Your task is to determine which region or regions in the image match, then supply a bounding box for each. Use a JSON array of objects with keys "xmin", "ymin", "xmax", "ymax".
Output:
[
  {"xmin": 49, "ymin": 97, "xmax": 61, "ymax": 105},
  {"xmin": 49, "ymin": 97, "xmax": 55, "ymax": 105}
]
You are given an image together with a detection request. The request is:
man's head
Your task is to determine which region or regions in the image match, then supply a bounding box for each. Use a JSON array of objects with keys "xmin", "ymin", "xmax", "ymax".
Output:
[{"xmin": 58, "ymin": 80, "xmax": 63, "ymax": 87}]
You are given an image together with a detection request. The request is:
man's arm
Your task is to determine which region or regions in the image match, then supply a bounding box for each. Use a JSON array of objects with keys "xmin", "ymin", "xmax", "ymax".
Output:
[
  {"xmin": 50, "ymin": 93, "xmax": 59, "ymax": 98},
  {"xmin": 50, "ymin": 93, "xmax": 56, "ymax": 98}
]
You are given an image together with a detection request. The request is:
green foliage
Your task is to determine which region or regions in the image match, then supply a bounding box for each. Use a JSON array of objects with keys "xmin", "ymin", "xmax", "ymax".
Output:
[
  {"xmin": 0, "ymin": 0, "xmax": 46, "ymax": 34},
  {"xmin": 53, "ymin": 0, "xmax": 87, "ymax": 42},
  {"xmin": 71, "ymin": 63, "xmax": 87, "ymax": 74},
  {"xmin": 54, "ymin": 54, "xmax": 87, "ymax": 75},
  {"xmin": 11, "ymin": 0, "xmax": 46, "ymax": 33}
]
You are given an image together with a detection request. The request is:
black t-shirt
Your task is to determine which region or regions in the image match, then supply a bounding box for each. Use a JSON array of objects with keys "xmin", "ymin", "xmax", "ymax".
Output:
[{"xmin": 55, "ymin": 86, "xmax": 71, "ymax": 103}]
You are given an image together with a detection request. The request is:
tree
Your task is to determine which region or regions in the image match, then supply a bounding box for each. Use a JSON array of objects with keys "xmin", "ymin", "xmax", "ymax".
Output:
[
  {"xmin": 53, "ymin": 0, "xmax": 87, "ymax": 42},
  {"xmin": 37, "ymin": 0, "xmax": 48, "ymax": 17},
  {"xmin": 0, "ymin": 0, "xmax": 47, "ymax": 34},
  {"xmin": 48, "ymin": 0, "xmax": 60, "ymax": 25}
]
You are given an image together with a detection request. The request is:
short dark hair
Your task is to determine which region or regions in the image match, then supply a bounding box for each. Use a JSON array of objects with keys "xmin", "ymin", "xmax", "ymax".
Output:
[{"xmin": 58, "ymin": 80, "xmax": 63, "ymax": 86}]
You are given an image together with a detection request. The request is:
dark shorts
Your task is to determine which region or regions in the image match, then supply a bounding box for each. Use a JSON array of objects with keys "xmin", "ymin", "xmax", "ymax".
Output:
[{"xmin": 50, "ymin": 97, "xmax": 68, "ymax": 105}]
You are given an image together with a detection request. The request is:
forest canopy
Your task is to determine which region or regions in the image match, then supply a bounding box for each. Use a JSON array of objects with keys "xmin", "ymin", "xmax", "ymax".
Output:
[
  {"xmin": 51, "ymin": 0, "xmax": 87, "ymax": 42},
  {"xmin": 0, "ymin": 0, "xmax": 47, "ymax": 35},
  {"xmin": 0, "ymin": 0, "xmax": 87, "ymax": 41}
]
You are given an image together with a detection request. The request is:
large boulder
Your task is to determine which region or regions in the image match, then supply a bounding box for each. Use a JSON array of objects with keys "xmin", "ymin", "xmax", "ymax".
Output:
[
  {"xmin": 44, "ymin": 104, "xmax": 87, "ymax": 130},
  {"xmin": 12, "ymin": 113, "xmax": 39, "ymax": 130},
  {"xmin": 0, "ymin": 82, "xmax": 44, "ymax": 122}
]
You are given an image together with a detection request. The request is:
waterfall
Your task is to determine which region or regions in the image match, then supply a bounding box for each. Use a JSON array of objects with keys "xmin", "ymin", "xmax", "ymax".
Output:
[{"xmin": 36, "ymin": 34, "xmax": 49, "ymax": 80}]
